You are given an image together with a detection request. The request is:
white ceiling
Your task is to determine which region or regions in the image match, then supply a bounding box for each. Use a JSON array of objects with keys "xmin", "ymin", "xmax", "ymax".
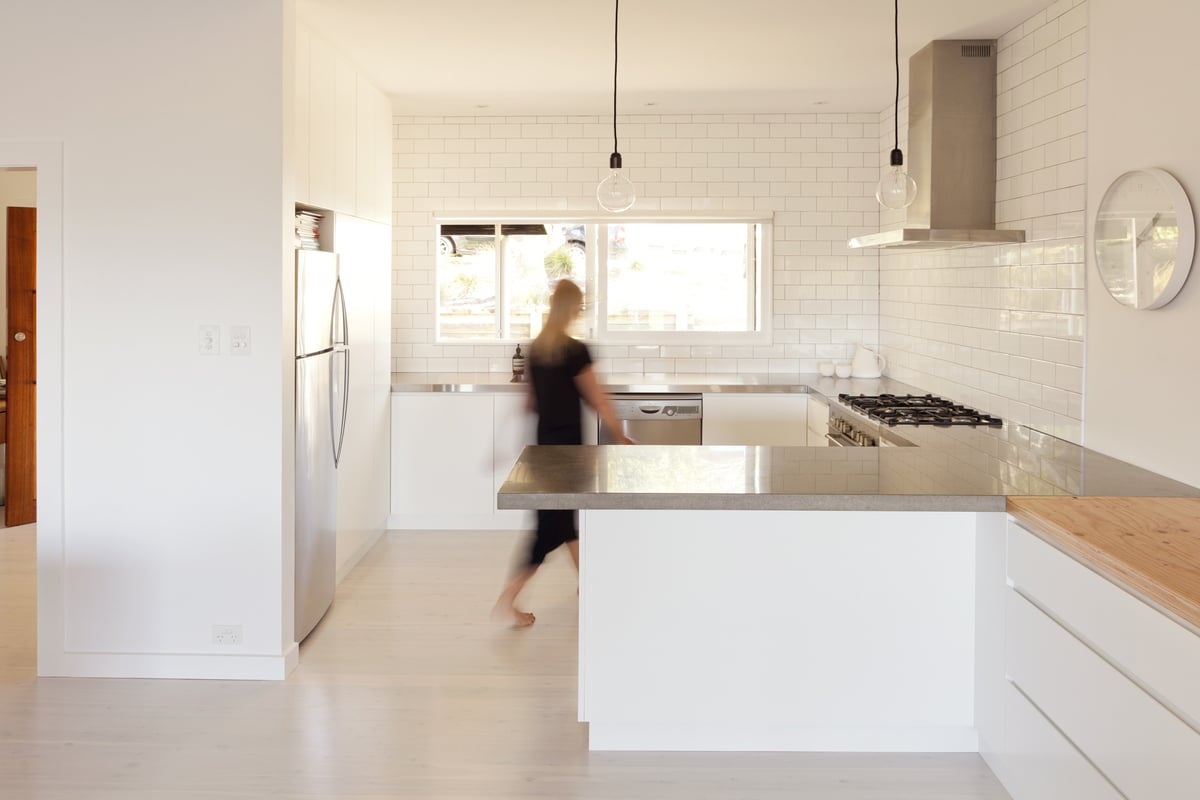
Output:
[{"xmin": 295, "ymin": 0, "xmax": 1051, "ymax": 116}]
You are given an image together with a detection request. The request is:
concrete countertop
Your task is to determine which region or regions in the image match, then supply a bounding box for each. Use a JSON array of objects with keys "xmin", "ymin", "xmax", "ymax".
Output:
[
  {"xmin": 496, "ymin": 442, "xmax": 1200, "ymax": 512},
  {"xmin": 391, "ymin": 370, "xmax": 1200, "ymax": 511},
  {"xmin": 392, "ymin": 371, "xmax": 870, "ymax": 394}
]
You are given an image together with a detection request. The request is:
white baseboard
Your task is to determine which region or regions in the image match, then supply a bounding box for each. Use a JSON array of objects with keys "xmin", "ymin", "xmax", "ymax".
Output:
[
  {"xmin": 38, "ymin": 643, "xmax": 299, "ymax": 681},
  {"xmin": 336, "ymin": 528, "xmax": 385, "ymax": 584},
  {"xmin": 587, "ymin": 722, "xmax": 979, "ymax": 752}
]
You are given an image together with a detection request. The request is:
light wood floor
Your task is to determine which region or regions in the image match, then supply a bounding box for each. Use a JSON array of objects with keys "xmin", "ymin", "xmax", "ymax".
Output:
[{"xmin": 0, "ymin": 526, "xmax": 1011, "ymax": 799}]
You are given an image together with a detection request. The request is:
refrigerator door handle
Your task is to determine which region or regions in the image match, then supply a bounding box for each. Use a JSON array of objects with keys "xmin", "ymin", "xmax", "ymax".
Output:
[
  {"xmin": 330, "ymin": 347, "xmax": 350, "ymax": 468},
  {"xmin": 333, "ymin": 347, "xmax": 348, "ymax": 465},
  {"xmin": 332, "ymin": 277, "xmax": 349, "ymax": 347}
]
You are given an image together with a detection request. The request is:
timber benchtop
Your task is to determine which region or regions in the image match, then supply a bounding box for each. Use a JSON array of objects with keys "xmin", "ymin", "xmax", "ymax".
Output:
[{"xmin": 1008, "ymin": 496, "xmax": 1200, "ymax": 633}]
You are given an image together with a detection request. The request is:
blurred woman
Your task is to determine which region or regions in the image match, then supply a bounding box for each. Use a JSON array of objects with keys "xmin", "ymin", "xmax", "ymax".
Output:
[{"xmin": 493, "ymin": 279, "xmax": 632, "ymax": 627}]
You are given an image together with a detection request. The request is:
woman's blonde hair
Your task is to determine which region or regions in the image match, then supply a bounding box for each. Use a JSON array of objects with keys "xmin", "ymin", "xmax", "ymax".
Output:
[{"xmin": 530, "ymin": 279, "xmax": 583, "ymax": 365}]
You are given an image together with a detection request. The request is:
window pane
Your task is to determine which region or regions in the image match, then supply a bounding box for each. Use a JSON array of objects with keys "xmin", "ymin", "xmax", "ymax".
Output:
[
  {"xmin": 503, "ymin": 224, "xmax": 586, "ymax": 340},
  {"xmin": 437, "ymin": 229, "xmax": 496, "ymax": 341},
  {"xmin": 605, "ymin": 223, "xmax": 752, "ymax": 332}
]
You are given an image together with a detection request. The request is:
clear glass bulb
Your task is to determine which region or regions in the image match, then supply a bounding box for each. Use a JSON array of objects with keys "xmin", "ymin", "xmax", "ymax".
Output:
[
  {"xmin": 876, "ymin": 148, "xmax": 918, "ymax": 210},
  {"xmin": 597, "ymin": 169, "xmax": 635, "ymax": 212},
  {"xmin": 876, "ymin": 166, "xmax": 917, "ymax": 210}
]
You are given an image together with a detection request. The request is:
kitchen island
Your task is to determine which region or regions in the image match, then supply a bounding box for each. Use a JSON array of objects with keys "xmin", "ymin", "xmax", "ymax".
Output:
[{"xmin": 494, "ymin": 387, "xmax": 1199, "ymax": 753}]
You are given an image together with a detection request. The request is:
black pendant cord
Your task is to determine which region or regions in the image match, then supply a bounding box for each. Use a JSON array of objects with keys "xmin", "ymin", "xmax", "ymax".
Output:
[
  {"xmin": 892, "ymin": 0, "xmax": 899, "ymax": 152},
  {"xmin": 611, "ymin": 0, "xmax": 621, "ymax": 163}
]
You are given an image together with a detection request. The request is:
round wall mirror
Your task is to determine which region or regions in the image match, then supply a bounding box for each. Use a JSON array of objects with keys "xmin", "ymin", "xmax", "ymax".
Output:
[{"xmin": 1093, "ymin": 168, "xmax": 1195, "ymax": 309}]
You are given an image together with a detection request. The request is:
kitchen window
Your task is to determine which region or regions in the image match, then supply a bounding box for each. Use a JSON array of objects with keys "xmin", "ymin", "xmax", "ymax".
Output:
[{"xmin": 435, "ymin": 215, "xmax": 771, "ymax": 344}]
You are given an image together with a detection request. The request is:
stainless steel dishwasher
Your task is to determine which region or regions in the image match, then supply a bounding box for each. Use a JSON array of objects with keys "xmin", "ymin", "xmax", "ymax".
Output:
[{"xmin": 597, "ymin": 394, "xmax": 703, "ymax": 444}]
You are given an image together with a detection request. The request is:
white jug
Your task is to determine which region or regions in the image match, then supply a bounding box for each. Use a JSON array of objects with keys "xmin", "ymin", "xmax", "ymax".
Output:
[{"xmin": 850, "ymin": 345, "xmax": 886, "ymax": 378}]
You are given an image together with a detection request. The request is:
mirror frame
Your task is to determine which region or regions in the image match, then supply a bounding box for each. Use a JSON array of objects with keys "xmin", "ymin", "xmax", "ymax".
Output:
[{"xmin": 1093, "ymin": 167, "xmax": 1195, "ymax": 310}]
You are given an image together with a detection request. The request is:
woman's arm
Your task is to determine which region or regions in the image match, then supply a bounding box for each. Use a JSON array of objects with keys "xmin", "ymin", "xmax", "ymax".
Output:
[{"xmin": 574, "ymin": 365, "xmax": 634, "ymax": 444}]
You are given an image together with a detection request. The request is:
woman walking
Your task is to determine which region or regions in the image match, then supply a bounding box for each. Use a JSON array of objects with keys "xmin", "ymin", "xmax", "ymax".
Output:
[{"xmin": 493, "ymin": 279, "xmax": 632, "ymax": 627}]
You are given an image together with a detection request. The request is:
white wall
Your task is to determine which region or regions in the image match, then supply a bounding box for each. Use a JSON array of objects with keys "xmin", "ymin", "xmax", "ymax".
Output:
[
  {"xmin": 0, "ymin": 0, "xmax": 297, "ymax": 678},
  {"xmin": 1085, "ymin": 0, "xmax": 1200, "ymax": 487},
  {"xmin": 0, "ymin": 169, "xmax": 37, "ymax": 368},
  {"xmin": 390, "ymin": 113, "xmax": 882, "ymax": 374},
  {"xmin": 879, "ymin": 0, "xmax": 1089, "ymax": 444}
]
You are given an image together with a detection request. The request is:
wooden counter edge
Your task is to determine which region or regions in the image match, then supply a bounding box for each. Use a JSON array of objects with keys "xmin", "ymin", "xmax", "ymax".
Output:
[{"xmin": 1006, "ymin": 496, "xmax": 1200, "ymax": 634}]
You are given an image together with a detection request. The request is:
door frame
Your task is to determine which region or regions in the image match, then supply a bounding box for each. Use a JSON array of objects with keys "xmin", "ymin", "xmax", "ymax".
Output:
[{"xmin": 0, "ymin": 142, "xmax": 63, "ymax": 676}]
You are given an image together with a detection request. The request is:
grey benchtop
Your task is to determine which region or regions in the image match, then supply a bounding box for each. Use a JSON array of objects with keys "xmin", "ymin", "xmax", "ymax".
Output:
[
  {"xmin": 392, "ymin": 371, "xmax": 829, "ymax": 394},
  {"xmin": 391, "ymin": 371, "xmax": 1200, "ymax": 511}
]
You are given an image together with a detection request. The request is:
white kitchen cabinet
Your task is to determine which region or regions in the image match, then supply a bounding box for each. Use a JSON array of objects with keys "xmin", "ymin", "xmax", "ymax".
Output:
[
  {"xmin": 701, "ymin": 393, "xmax": 808, "ymax": 445},
  {"xmin": 391, "ymin": 393, "xmax": 495, "ymax": 523},
  {"xmin": 1000, "ymin": 681, "xmax": 1123, "ymax": 800},
  {"xmin": 355, "ymin": 75, "xmax": 392, "ymax": 224},
  {"xmin": 493, "ymin": 392, "xmax": 535, "ymax": 528},
  {"xmin": 294, "ymin": 26, "xmax": 310, "ymax": 201},
  {"xmin": 305, "ymin": 32, "xmax": 336, "ymax": 210},
  {"xmin": 333, "ymin": 59, "xmax": 357, "ymax": 215},
  {"xmin": 992, "ymin": 519, "xmax": 1200, "ymax": 800},
  {"xmin": 331, "ymin": 214, "xmax": 391, "ymax": 580},
  {"xmin": 806, "ymin": 395, "xmax": 829, "ymax": 445},
  {"xmin": 390, "ymin": 392, "xmax": 535, "ymax": 530},
  {"xmin": 296, "ymin": 25, "xmax": 391, "ymax": 223}
]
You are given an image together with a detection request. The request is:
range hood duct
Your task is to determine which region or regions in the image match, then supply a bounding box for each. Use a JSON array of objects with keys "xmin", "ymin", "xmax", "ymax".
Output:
[{"xmin": 850, "ymin": 40, "xmax": 1026, "ymax": 250}]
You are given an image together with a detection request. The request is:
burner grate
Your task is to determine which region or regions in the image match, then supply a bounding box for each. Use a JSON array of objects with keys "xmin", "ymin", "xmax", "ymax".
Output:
[{"xmin": 838, "ymin": 393, "xmax": 1003, "ymax": 427}]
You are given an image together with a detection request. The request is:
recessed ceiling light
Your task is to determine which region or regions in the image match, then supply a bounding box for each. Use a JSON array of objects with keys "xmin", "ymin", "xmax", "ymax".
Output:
[
  {"xmin": 644, "ymin": 101, "xmax": 657, "ymax": 107},
  {"xmin": 475, "ymin": 104, "xmax": 490, "ymax": 109},
  {"xmin": 812, "ymin": 100, "xmax": 829, "ymax": 106}
]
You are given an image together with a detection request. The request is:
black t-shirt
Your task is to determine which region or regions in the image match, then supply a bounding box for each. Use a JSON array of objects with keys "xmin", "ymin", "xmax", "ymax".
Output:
[{"xmin": 529, "ymin": 338, "xmax": 593, "ymax": 445}]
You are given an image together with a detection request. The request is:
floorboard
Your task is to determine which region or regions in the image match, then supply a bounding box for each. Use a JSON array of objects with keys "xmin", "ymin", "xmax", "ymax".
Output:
[{"xmin": 0, "ymin": 526, "xmax": 1010, "ymax": 798}]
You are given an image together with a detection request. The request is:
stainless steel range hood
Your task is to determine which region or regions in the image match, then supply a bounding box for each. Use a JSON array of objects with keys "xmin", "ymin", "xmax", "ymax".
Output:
[{"xmin": 849, "ymin": 40, "xmax": 1025, "ymax": 250}]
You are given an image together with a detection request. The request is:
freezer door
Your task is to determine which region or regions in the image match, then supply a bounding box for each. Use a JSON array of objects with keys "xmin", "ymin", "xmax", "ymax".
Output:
[
  {"xmin": 295, "ymin": 352, "xmax": 337, "ymax": 641},
  {"xmin": 296, "ymin": 250, "xmax": 339, "ymax": 357}
]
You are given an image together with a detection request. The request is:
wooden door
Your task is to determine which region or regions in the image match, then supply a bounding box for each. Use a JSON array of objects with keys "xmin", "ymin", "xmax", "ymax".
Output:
[{"xmin": 6, "ymin": 207, "xmax": 36, "ymax": 526}]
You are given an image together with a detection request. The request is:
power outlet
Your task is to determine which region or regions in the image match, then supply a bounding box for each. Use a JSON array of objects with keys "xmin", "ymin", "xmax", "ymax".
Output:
[{"xmin": 212, "ymin": 624, "xmax": 243, "ymax": 646}]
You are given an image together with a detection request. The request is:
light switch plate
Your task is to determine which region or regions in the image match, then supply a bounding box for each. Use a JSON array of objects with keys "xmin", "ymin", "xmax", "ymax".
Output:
[
  {"xmin": 230, "ymin": 325, "xmax": 251, "ymax": 356},
  {"xmin": 199, "ymin": 325, "xmax": 220, "ymax": 355}
]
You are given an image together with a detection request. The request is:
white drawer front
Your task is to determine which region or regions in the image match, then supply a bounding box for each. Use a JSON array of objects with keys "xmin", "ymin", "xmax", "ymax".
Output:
[
  {"xmin": 1008, "ymin": 520, "xmax": 1200, "ymax": 727},
  {"xmin": 1001, "ymin": 682, "xmax": 1122, "ymax": 800},
  {"xmin": 1007, "ymin": 591, "xmax": 1200, "ymax": 800}
]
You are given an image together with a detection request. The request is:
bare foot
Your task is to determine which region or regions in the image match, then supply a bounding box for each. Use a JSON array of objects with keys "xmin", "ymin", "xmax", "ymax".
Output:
[{"xmin": 492, "ymin": 601, "xmax": 536, "ymax": 628}]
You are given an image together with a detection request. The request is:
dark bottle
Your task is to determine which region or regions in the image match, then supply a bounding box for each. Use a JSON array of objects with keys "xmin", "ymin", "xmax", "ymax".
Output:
[{"xmin": 511, "ymin": 344, "xmax": 526, "ymax": 382}]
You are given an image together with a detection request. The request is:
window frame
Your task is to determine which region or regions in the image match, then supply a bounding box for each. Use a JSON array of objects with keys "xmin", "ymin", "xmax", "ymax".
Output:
[{"xmin": 433, "ymin": 211, "xmax": 773, "ymax": 346}]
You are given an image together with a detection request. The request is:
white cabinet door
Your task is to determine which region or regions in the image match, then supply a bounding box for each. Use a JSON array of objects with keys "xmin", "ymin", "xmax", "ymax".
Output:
[
  {"xmin": 333, "ymin": 215, "xmax": 391, "ymax": 576},
  {"xmin": 294, "ymin": 26, "xmax": 310, "ymax": 203},
  {"xmin": 391, "ymin": 394, "xmax": 494, "ymax": 518},
  {"xmin": 806, "ymin": 396, "xmax": 829, "ymax": 445},
  {"xmin": 306, "ymin": 32, "xmax": 335, "ymax": 209},
  {"xmin": 493, "ymin": 393, "xmax": 536, "ymax": 528},
  {"xmin": 702, "ymin": 393, "xmax": 808, "ymax": 445},
  {"xmin": 333, "ymin": 57, "xmax": 357, "ymax": 214},
  {"xmin": 1001, "ymin": 682, "xmax": 1123, "ymax": 800}
]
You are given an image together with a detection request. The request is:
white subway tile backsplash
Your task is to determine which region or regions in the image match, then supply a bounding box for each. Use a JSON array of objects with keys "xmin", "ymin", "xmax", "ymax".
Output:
[{"xmin": 879, "ymin": 2, "xmax": 1086, "ymax": 444}]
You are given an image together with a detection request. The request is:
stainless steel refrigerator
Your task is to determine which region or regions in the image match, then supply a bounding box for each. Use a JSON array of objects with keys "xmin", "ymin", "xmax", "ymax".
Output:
[{"xmin": 295, "ymin": 249, "xmax": 349, "ymax": 642}]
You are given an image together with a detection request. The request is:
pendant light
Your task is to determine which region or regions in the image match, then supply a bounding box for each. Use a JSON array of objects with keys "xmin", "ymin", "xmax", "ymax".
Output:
[
  {"xmin": 596, "ymin": 0, "xmax": 635, "ymax": 212},
  {"xmin": 876, "ymin": 0, "xmax": 917, "ymax": 210}
]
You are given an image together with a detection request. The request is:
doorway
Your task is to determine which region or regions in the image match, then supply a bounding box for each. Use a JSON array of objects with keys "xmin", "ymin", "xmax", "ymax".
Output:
[
  {"xmin": 0, "ymin": 167, "xmax": 36, "ymax": 679},
  {"xmin": 0, "ymin": 141, "xmax": 61, "ymax": 678}
]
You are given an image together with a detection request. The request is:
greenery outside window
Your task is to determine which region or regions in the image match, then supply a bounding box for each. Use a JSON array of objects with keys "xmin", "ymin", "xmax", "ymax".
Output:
[{"xmin": 435, "ymin": 215, "xmax": 771, "ymax": 344}]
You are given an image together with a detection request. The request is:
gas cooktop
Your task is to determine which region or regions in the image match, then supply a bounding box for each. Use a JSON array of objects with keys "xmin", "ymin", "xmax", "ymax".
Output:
[{"xmin": 838, "ymin": 393, "xmax": 1003, "ymax": 428}]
